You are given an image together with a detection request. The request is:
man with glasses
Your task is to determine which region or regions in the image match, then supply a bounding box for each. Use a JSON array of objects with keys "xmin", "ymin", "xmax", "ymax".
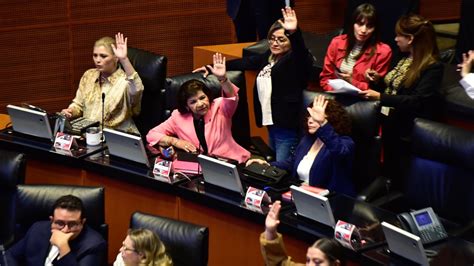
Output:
[{"xmin": 6, "ymin": 195, "xmax": 106, "ymax": 266}]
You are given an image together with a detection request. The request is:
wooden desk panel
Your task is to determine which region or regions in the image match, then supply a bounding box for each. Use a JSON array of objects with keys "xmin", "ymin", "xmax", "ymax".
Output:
[
  {"xmin": 25, "ymin": 159, "xmax": 85, "ymax": 185},
  {"xmin": 84, "ymin": 172, "xmax": 180, "ymax": 264},
  {"xmin": 179, "ymin": 198, "xmax": 307, "ymax": 265}
]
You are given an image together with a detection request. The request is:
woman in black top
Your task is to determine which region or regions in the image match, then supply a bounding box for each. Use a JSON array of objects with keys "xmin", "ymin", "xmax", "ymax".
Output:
[
  {"xmin": 197, "ymin": 7, "xmax": 313, "ymax": 161},
  {"xmin": 360, "ymin": 14, "xmax": 443, "ymax": 187}
]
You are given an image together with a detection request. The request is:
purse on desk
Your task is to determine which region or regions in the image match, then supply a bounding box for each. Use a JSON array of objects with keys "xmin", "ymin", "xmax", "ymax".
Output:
[{"xmin": 242, "ymin": 163, "xmax": 287, "ymax": 184}]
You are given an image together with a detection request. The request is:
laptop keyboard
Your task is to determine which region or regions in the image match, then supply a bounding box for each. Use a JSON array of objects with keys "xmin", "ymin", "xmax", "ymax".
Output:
[{"xmin": 69, "ymin": 117, "xmax": 99, "ymax": 135}]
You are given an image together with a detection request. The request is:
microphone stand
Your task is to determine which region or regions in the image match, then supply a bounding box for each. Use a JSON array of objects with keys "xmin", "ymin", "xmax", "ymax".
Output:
[{"xmin": 101, "ymin": 92, "xmax": 105, "ymax": 143}]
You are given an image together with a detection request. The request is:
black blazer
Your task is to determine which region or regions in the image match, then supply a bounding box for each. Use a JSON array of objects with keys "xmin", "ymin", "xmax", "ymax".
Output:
[
  {"xmin": 379, "ymin": 61, "xmax": 444, "ymax": 138},
  {"xmin": 227, "ymin": 28, "xmax": 313, "ymax": 129}
]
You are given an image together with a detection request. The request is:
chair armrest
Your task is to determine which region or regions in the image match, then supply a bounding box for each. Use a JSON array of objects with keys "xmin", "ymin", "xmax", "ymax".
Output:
[
  {"xmin": 356, "ymin": 176, "xmax": 391, "ymax": 202},
  {"xmin": 249, "ymin": 136, "xmax": 275, "ymax": 162}
]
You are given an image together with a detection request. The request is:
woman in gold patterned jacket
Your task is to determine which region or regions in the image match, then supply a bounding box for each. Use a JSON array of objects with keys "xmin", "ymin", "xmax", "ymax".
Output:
[{"xmin": 61, "ymin": 32, "xmax": 144, "ymax": 134}]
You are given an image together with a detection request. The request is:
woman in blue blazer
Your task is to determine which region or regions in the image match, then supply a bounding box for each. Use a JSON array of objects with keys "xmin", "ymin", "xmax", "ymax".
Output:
[{"xmin": 247, "ymin": 95, "xmax": 356, "ymax": 196}]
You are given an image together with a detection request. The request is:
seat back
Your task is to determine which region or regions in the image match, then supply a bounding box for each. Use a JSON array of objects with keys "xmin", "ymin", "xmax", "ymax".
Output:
[
  {"xmin": 128, "ymin": 47, "xmax": 167, "ymax": 137},
  {"xmin": 164, "ymin": 70, "xmax": 251, "ymax": 148},
  {"xmin": 0, "ymin": 150, "xmax": 26, "ymax": 246},
  {"xmin": 403, "ymin": 118, "xmax": 474, "ymax": 224},
  {"xmin": 303, "ymin": 91, "xmax": 382, "ymax": 192},
  {"xmin": 130, "ymin": 211, "xmax": 209, "ymax": 266},
  {"xmin": 14, "ymin": 185, "xmax": 107, "ymax": 245}
]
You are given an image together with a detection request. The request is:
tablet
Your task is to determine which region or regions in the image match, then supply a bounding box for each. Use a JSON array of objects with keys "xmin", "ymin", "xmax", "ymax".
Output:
[{"xmin": 290, "ymin": 185, "xmax": 335, "ymax": 228}]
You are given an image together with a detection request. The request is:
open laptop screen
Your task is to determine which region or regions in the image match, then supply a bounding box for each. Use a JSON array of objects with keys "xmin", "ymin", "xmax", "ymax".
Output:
[{"xmin": 7, "ymin": 104, "xmax": 53, "ymax": 140}]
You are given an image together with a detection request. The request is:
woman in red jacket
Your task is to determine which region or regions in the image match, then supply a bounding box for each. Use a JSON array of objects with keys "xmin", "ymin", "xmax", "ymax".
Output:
[{"xmin": 320, "ymin": 3, "xmax": 392, "ymax": 92}]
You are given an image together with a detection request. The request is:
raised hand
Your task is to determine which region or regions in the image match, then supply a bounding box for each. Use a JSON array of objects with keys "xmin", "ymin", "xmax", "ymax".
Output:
[
  {"xmin": 264, "ymin": 201, "xmax": 281, "ymax": 240},
  {"xmin": 307, "ymin": 95, "xmax": 328, "ymax": 125},
  {"xmin": 279, "ymin": 7, "xmax": 297, "ymax": 33},
  {"xmin": 112, "ymin": 32, "xmax": 128, "ymax": 60},
  {"xmin": 192, "ymin": 53, "xmax": 227, "ymax": 80}
]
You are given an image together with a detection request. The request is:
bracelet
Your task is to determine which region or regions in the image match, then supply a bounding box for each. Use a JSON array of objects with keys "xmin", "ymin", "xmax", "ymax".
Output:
[{"xmin": 218, "ymin": 77, "xmax": 228, "ymax": 83}]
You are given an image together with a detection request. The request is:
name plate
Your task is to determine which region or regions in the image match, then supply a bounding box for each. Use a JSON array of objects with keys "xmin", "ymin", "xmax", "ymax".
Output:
[
  {"xmin": 245, "ymin": 186, "xmax": 270, "ymax": 208},
  {"xmin": 54, "ymin": 132, "xmax": 76, "ymax": 151},
  {"xmin": 153, "ymin": 158, "xmax": 172, "ymax": 178}
]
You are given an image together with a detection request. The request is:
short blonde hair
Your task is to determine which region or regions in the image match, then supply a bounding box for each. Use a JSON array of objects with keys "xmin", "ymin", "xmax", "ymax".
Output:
[
  {"xmin": 94, "ymin": 36, "xmax": 115, "ymax": 55},
  {"xmin": 128, "ymin": 228, "xmax": 173, "ymax": 266}
]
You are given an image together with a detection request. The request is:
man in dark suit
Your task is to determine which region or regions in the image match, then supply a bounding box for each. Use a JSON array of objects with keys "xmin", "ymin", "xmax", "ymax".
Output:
[
  {"xmin": 6, "ymin": 195, "xmax": 106, "ymax": 266},
  {"xmin": 226, "ymin": 0, "xmax": 294, "ymax": 42}
]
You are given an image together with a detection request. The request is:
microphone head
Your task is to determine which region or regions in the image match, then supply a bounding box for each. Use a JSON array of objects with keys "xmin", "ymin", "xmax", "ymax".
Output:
[{"xmin": 102, "ymin": 92, "xmax": 105, "ymax": 101}]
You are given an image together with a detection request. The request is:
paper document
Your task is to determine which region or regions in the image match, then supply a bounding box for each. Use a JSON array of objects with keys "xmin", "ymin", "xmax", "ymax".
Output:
[{"xmin": 328, "ymin": 79, "xmax": 361, "ymax": 94}]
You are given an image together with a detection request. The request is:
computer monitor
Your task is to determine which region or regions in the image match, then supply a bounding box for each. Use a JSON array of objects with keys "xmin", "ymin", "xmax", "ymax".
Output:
[
  {"xmin": 381, "ymin": 221, "xmax": 430, "ymax": 266},
  {"xmin": 103, "ymin": 128, "xmax": 151, "ymax": 167},
  {"xmin": 197, "ymin": 154, "xmax": 245, "ymax": 196},
  {"xmin": 291, "ymin": 185, "xmax": 336, "ymax": 228},
  {"xmin": 7, "ymin": 104, "xmax": 54, "ymax": 140}
]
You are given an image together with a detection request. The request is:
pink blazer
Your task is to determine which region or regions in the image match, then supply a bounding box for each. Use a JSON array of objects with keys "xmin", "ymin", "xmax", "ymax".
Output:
[{"xmin": 146, "ymin": 85, "xmax": 251, "ymax": 163}]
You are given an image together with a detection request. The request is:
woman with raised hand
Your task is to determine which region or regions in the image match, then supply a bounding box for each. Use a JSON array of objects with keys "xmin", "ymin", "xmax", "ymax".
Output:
[
  {"xmin": 359, "ymin": 14, "xmax": 443, "ymax": 187},
  {"xmin": 147, "ymin": 53, "xmax": 250, "ymax": 163},
  {"xmin": 260, "ymin": 200, "xmax": 344, "ymax": 266},
  {"xmin": 205, "ymin": 7, "xmax": 314, "ymax": 162},
  {"xmin": 247, "ymin": 95, "xmax": 355, "ymax": 196},
  {"xmin": 320, "ymin": 3, "xmax": 392, "ymax": 92},
  {"xmin": 61, "ymin": 33, "xmax": 144, "ymax": 134}
]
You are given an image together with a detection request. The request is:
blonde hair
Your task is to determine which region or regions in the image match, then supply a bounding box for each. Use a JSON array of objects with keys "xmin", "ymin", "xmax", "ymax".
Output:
[
  {"xmin": 128, "ymin": 229, "xmax": 173, "ymax": 266},
  {"xmin": 395, "ymin": 14, "xmax": 439, "ymax": 88},
  {"xmin": 94, "ymin": 36, "xmax": 115, "ymax": 55}
]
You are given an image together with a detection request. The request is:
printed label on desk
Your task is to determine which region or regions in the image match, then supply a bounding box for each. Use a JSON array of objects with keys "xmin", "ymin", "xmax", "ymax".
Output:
[
  {"xmin": 334, "ymin": 220, "xmax": 360, "ymax": 250},
  {"xmin": 54, "ymin": 132, "xmax": 75, "ymax": 151},
  {"xmin": 245, "ymin": 186, "xmax": 270, "ymax": 208},
  {"xmin": 153, "ymin": 158, "xmax": 172, "ymax": 178}
]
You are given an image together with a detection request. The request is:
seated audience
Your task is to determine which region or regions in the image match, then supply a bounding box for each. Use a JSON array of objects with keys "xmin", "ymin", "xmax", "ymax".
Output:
[
  {"xmin": 260, "ymin": 200, "xmax": 344, "ymax": 266},
  {"xmin": 458, "ymin": 50, "xmax": 474, "ymax": 99},
  {"xmin": 320, "ymin": 3, "xmax": 392, "ymax": 92},
  {"xmin": 113, "ymin": 228, "xmax": 172, "ymax": 266},
  {"xmin": 147, "ymin": 53, "xmax": 250, "ymax": 163},
  {"xmin": 61, "ymin": 33, "xmax": 144, "ymax": 134},
  {"xmin": 223, "ymin": 7, "xmax": 314, "ymax": 161},
  {"xmin": 359, "ymin": 14, "xmax": 443, "ymax": 187},
  {"xmin": 247, "ymin": 95, "xmax": 355, "ymax": 196},
  {"xmin": 6, "ymin": 195, "xmax": 106, "ymax": 266}
]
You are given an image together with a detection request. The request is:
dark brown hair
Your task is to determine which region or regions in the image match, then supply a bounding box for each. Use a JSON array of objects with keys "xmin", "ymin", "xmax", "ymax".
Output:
[
  {"xmin": 345, "ymin": 3, "xmax": 379, "ymax": 61},
  {"xmin": 176, "ymin": 79, "xmax": 213, "ymax": 114},
  {"xmin": 311, "ymin": 238, "xmax": 345, "ymax": 266},
  {"xmin": 305, "ymin": 99, "xmax": 352, "ymax": 136},
  {"xmin": 395, "ymin": 14, "xmax": 439, "ymax": 88}
]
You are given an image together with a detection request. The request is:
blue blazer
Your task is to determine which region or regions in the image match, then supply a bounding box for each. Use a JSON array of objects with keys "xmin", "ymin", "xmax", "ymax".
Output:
[
  {"xmin": 6, "ymin": 221, "xmax": 106, "ymax": 266},
  {"xmin": 271, "ymin": 123, "xmax": 356, "ymax": 196}
]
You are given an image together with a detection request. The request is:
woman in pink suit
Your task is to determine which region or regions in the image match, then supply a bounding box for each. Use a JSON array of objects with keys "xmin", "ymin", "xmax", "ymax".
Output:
[
  {"xmin": 146, "ymin": 53, "xmax": 250, "ymax": 163},
  {"xmin": 320, "ymin": 3, "xmax": 392, "ymax": 92}
]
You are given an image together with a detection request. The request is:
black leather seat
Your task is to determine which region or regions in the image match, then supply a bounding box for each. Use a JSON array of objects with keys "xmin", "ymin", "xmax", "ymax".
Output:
[
  {"xmin": 0, "ymin": 150, "xmax": 26, "ymax": 247},
  {"xmin": 128, "ymin": 47, "xmax": 167, "ymax": 137},
  {"xmin": 302, "ymin": 91, "xmax": 382, "ymax": 193},
  {"xmin": 13, "ymin": 185, "xmax": 108, "ymax": 264},
  {"xmin": 130, "ymin": 211, "xmax": 209, "ymax": 266},
  {"xmin": 164, "ymin": 70, "xmax": 251, "ymax": 148}
]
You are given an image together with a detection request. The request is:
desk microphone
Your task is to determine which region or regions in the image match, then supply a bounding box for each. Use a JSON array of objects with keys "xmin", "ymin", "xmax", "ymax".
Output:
[{"xmin": 101, "ymin": 92, "xmax": 105, "ymax": 142}]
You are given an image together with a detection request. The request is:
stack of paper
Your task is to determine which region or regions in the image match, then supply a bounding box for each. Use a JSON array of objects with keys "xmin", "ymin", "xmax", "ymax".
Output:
[{"xmin": 328, "ymin": 79, "xmax": 361, "ymax": 94}]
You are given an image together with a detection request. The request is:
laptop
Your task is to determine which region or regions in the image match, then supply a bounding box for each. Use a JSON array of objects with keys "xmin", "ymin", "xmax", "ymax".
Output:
[
  {"xmin": 197, "ymin": 154, "xmax": 245, "ymax": 196},
  {"xmin": 381, "ymin": 221, "xmax": 430, "ymax": 266},
  {"xmin": 103, "ymin": 128, "xmax": 152, "ymax": 167},
  {"xmin": 7, "ymin": 104, "xmax": 54, "ymax": 140},
  {"xmin": 290, "ymin": 185, "xmax": 336, "ymax": 228}
]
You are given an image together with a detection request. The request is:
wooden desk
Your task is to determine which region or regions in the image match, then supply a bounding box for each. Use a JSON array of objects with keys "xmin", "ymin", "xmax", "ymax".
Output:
[{"xmin": 193, "ymin": 43, "xmax": 269, "ymax": 144}]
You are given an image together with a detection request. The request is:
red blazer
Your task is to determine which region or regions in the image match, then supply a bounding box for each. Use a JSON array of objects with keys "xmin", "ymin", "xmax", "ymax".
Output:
[{"xmin": 320, "ymin": 34, "xmax": 392, "ymax": 91}]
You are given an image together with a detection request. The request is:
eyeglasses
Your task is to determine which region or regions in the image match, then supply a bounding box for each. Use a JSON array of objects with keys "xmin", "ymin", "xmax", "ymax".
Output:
[
  {"xmin": 52, "ymin": 220, "xmax": 82, "ymax": 230},
  {"xmin": 268, "ymin": 36, "xmax": 288, "ymax": 45},
  {"xmin": 121, "ymin": 244, "xmax": 137, "ymax": 253}
]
